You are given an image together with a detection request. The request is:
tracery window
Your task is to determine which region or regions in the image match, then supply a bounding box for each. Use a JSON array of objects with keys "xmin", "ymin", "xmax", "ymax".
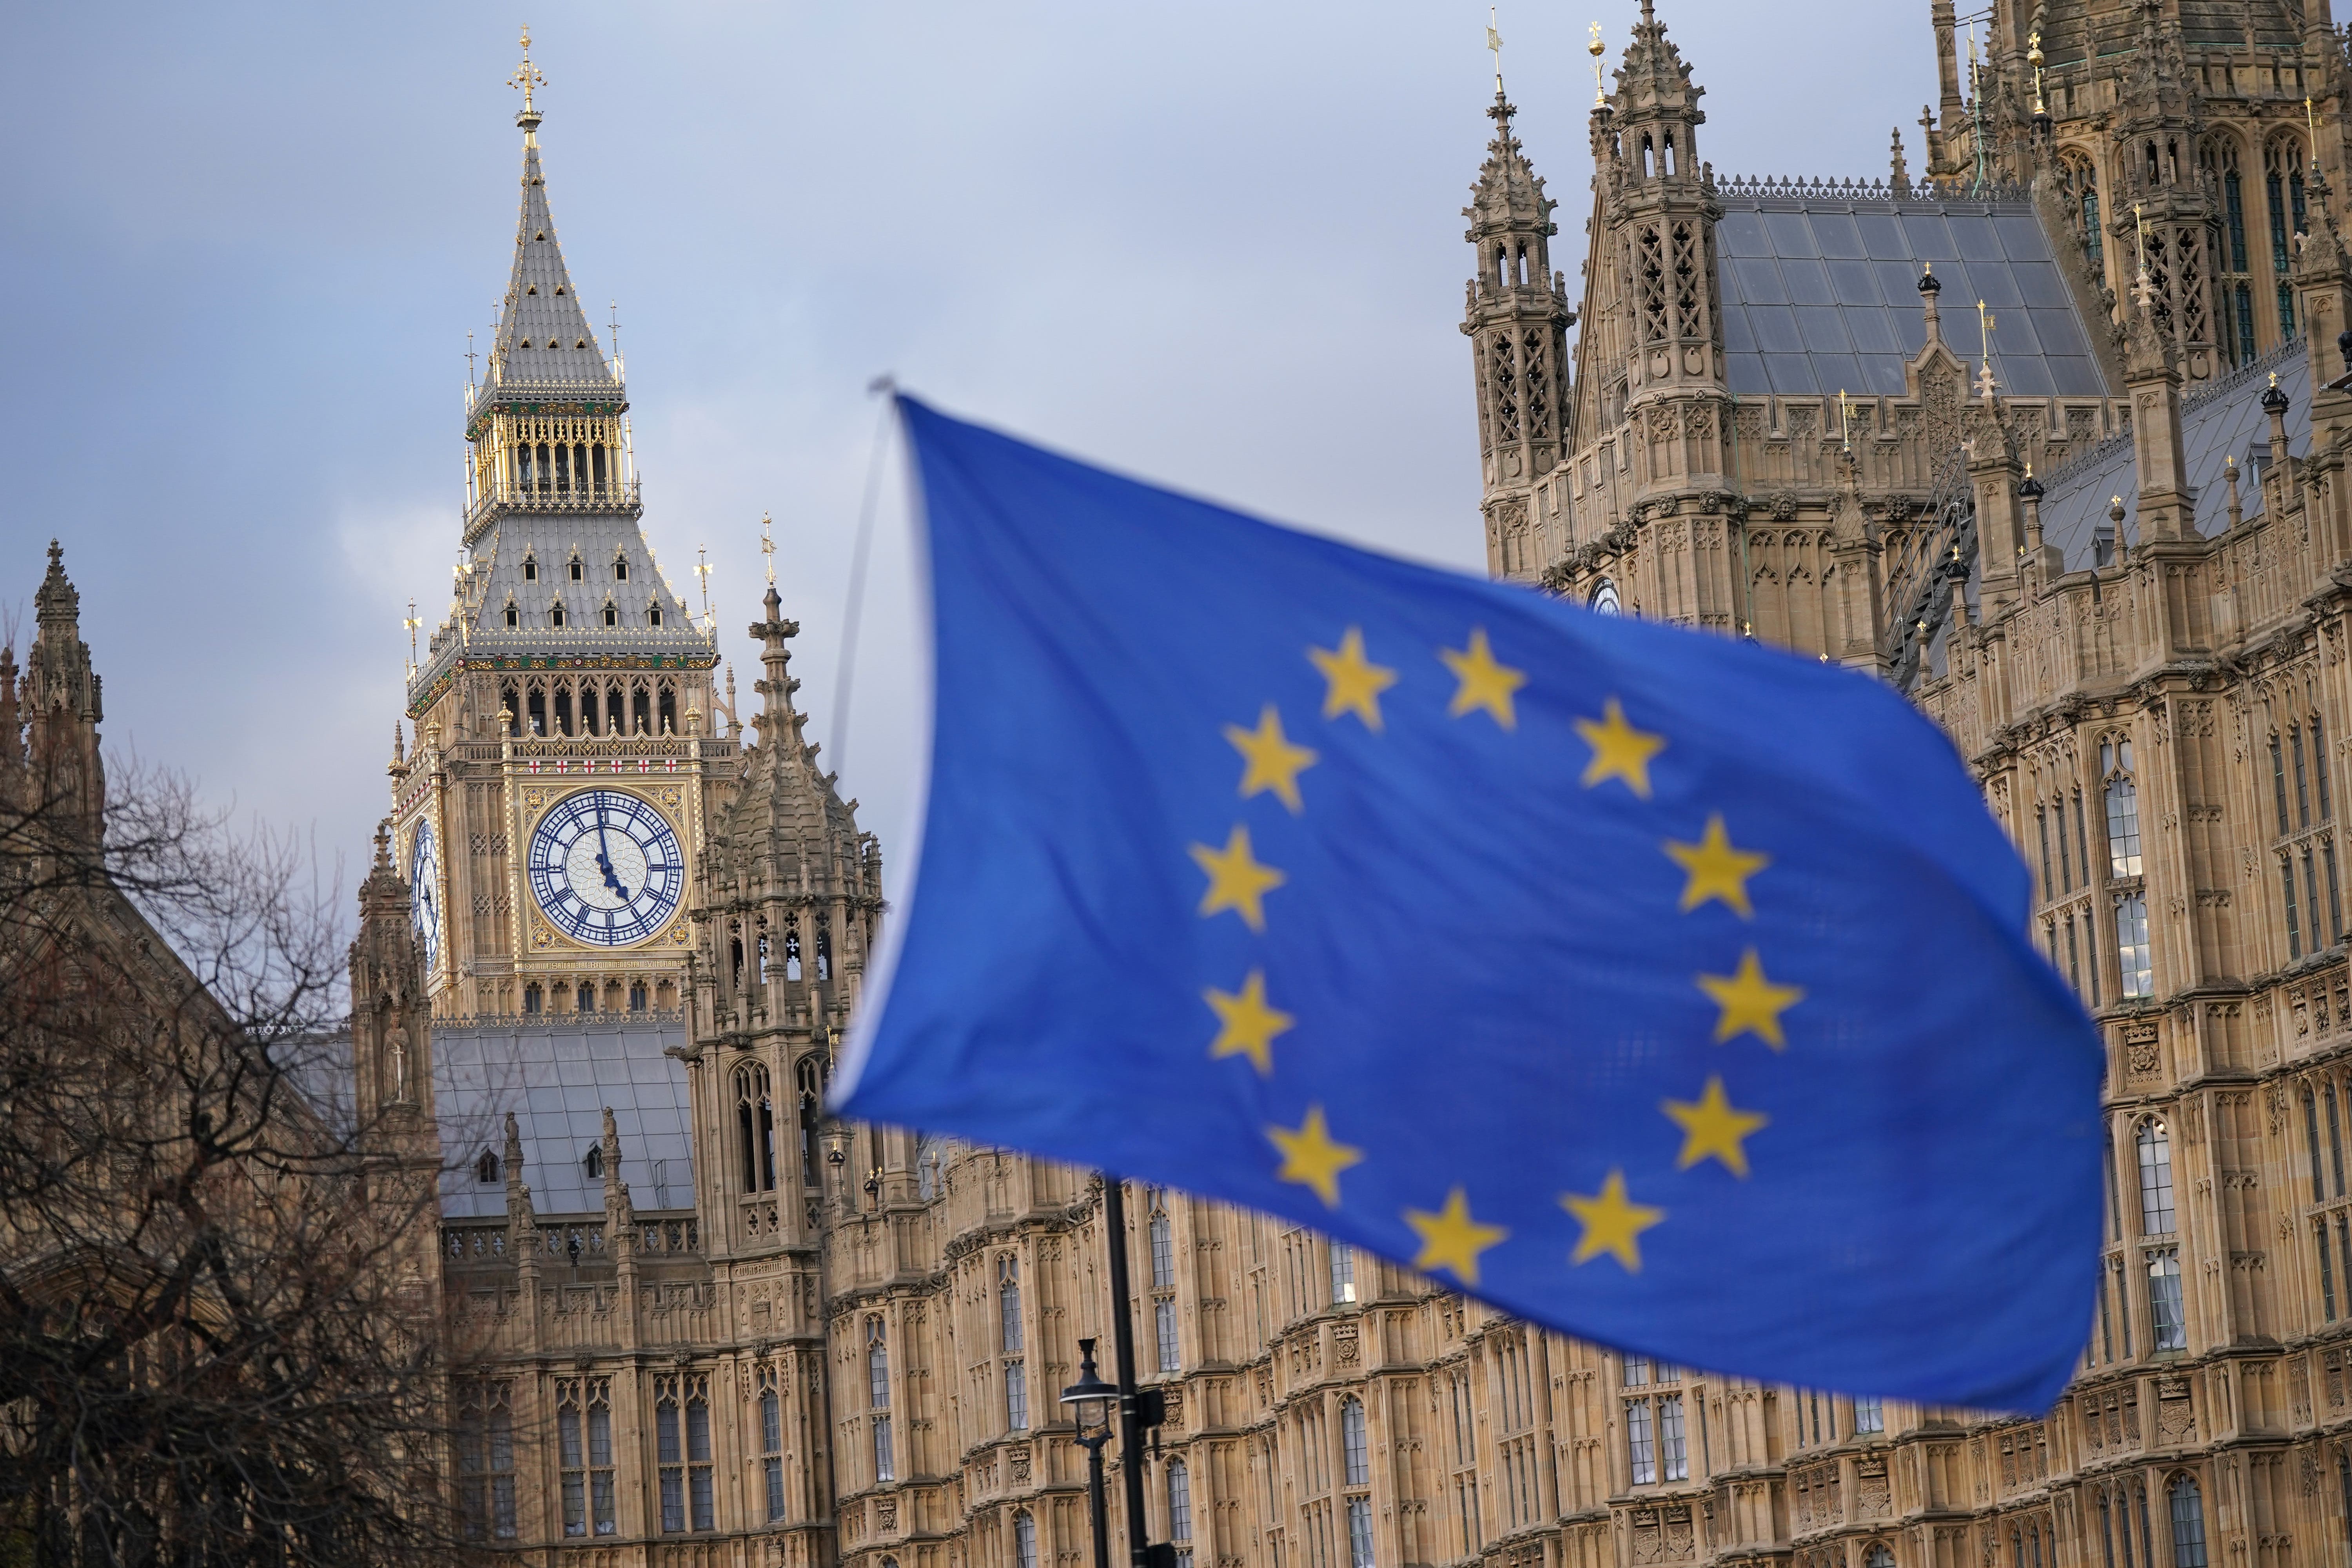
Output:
[
  {"xmin": 2058, "ymin": 152, "xmax": 2103, "ymax": 270},
  {"xmin": 2147, "ymin": 1249, "xmax": 2187, "ymax": 1352},
  {"xmin": 2268, "ymin": 136, "xmax": 2308, "ymax": 336},
  {"xmin": 458, "ymin": 1381, "xmax": 518, "ymax": 1541},
  {"xmin": 556, "ymin": 1376, "xmax": 616, "ymax": 1537},
  {"xmin": 1168, "ymin": 1459, "xmax": 1195, "ymax": 1568},
  {"xmin": 737, "ymin": 1062, "xmax": 777, "ymax": 1192},
  {"xmin": 2138, "ymin": 1119, "xmax": 2176, "ymax": 1234},
  {"xmin": 867, "ymin": 1316, "xmax": 895, "ymax": 1482},
  {"xmin": 2168, "ymin": 1475, "xmax": 2208, "ymax": 1568},
  {"xmin": 1000, "ymin": 1254, "xmax": 1028, "ymax": 1430},
  {"xmin": 1854, "ymin": 1396, "xmax": 1884, "ymax": 1434},
  {"xmin": 476, "ymin": 1149, "xmax": 499, "ymax": 1184},
  {"xmin": 655, "ymin": 1372, "xmax": 714, "ymax": 1531},
  {"xmin": 1013, "ymin": 1512, "xmax": 1038, "ymax": 1568},
  {"xmin": 759, "ymin": 1363, "xmax": 787, "ymax": 1522},
  {"xmin": 1329, "ymin": 1240, "xmax": 1357, "ymax": 1305},
  {"xmin": 798, "ymin": 1057, "xmax": 823, "ymax": 1188},
  {"xmin": 1149, "ymin": 1187, "xmax": 1180, "ymax": 1372}
]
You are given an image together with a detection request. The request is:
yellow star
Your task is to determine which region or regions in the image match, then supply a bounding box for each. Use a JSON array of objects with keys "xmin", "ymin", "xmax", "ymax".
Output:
[
  {"xmin": 1223, "ymin": 706, "xmax": 1319, "ymax": 815},
  {"xmin": 1308, "ymin": 628, "xmax": 1399, "ymax": 732},
  {"xmin": 1696, "ymin": 948, "xmax": 1806, "ymax": 1049},
  {"xmin": 1661, "ymin": 1076, "xmax": 1770, "ymax": 1177},
  {"xmin": 1439, "ymin": 627, "xmax": 1528, "ymax": 729},
  {"xmin": 1404, "ymin": 1187, "xmax": 1509, "ymax": 1286},
  {"xmin": 1574, "ymin": 697, "xmax": 1666, "ymax": 799},
  {"xmin": 1205, "ymin": 969, "xmax": 1294, "ymax": 1076},
  {"xmin": 1663, "ymin": 815, "xmax": 1771, "ymax": 918},
  {"xmin": 1268, "ymin": 1105, "xmax": 1363, "ymax": 1208},
  {"xmin": 1189, "ymin": 825, "xmax": 1286, "ymax": 932},
  {"xmin": 1560, "ymin": 1169, "xmax": 1666, "ymax": 1271}
]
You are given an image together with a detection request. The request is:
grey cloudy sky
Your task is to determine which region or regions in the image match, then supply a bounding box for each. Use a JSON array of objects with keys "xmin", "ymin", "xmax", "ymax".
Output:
[{"xmin": 0, "ymin": 1, "xmax": 1924, "ymax": 908}]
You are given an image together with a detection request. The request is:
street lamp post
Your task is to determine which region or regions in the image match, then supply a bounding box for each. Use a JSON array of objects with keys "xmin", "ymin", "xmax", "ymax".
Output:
[
  {"xmin": 1060, "ymin": 1338, "xmax": 1118, "ymax": 1568},
  {"xmin": 1099, "ymin": 1174, "xmax": 1173, "ymax": 1568}
]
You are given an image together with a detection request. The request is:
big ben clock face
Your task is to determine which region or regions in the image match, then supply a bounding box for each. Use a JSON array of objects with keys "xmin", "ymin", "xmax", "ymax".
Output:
[
  {"xmin": 409, "ymin": 820, "xmax": 441, "ymax": 974},
  {"xmin": 526, "ymin": 789, "xmax": 684, "ymax": 947}
]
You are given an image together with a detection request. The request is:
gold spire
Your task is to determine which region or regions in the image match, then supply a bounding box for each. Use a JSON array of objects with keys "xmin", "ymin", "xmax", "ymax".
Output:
[
  {"xmin": 1589, "ymin": 22, "xmax": 1607, "ymax": 108},
  {"xmin": 509, "ymin": 25, "xmax": 546, "ymax": 136},
  {"xmin": 2028, "ymin": 31, "xmax": 2046, "ymax": 116}
]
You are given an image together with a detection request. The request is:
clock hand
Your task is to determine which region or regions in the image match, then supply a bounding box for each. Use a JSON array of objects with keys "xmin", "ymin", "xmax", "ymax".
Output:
[{"xmin": 593, "ymin": 806, "xmax": 632, "ymax": 900}]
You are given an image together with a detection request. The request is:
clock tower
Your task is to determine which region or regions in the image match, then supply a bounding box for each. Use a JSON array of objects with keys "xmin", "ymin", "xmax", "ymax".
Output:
[{"xmin": 390, "ymin": 32, "xmax": 733, "ymax": 1021}]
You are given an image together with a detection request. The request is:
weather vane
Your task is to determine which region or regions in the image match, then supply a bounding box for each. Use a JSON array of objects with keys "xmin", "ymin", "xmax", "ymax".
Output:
[
  {"xmin": 509, "ymin": 25, "xmax": 544, "ymax": 113},
  {"xmin": 1589, "ymin": 22, "xmax": 1608, "ymax": 107},
  {"xmin": 760, "ymin": 512, "xmax": 776, "ymax": 586}
]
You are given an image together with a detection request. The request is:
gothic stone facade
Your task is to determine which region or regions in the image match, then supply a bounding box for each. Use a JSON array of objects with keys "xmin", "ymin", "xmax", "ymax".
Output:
[{"xmin": 376, "ymin": 11, "xmax": 2352, "ymax": 1568}]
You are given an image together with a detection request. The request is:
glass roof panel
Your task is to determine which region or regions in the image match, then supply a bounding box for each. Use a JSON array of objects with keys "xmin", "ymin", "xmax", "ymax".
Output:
[
  {"xmin": 1971, "ymin": 265, "xmax": 2024, "ymax": 310},
  {"xmin": 2004, "ymin": 354, "xmax": 2057, "ymax": 397},
  {"xmin": 2030, "ymin": 308, "xmax": 2091, "ymax": 357},
  {"xmin": 1764, "ymin": 211, "xmax": 1817, "ymax": 257},
  {"xmin": 1859, "ymin": 355, "xmax": 1909, "ymax": 395},
  {"xmin": 1796, "ymin": 305, "xmax": 1854, "ymax": 353},
  {"xmin": 1726, "ymin": 352, "xmax": 1770, "ymax": 393},
  {"xmin": 1874, "ymin": 259, "xmax": 1927, "ymax": 303},
  {"xmin": 1828, "ymin": 259, "xmax": 1881, "ymax": 306},
  {"xmin": 1900, "ymin": 214, "xmax": 1958, "ymax": 260},
  {"xmin": 1993, "ymin": 213, "xmax": 2052, "ymax": 258},
  {"xmin": 1722, "ymin": 306, "xmax": 1758, "ymax": 353},
  {"xmin": 1995, "ymin": 309, "xmax": 2045, "ymax": 356},
  {"xmin": 1811, "ymin": 212, "xmax": 1867, "ymax": 259},
  {"xmin": 2014, "ymin": 262, "xmax": 2071, "ymax": 308},
  {"xmin": 1847, "ymin": 309, "xmax": 1898, "ymax": 355},
  {"xmin": 1764, "ymin": 353, "xmax": 1820, "ymax": 394},
  {"xmin": 1951, "ymin": 214, "xmax": 2005, "ymax": 262},
  {"xmin": 1856, "ymin": 211, "xmax": 1908, "ymax": 259},
  {"xmin": 1811, "ymin": 354, "xmax": 1865, "ymax": 396},
  {"xmin": 1732, "ymin": 255, "xmax": 1788, "ymax": 304},
  {"xmin": 1782, "ymin": 258, "xmax": 1835, "ymax": 306},
  {"xmin": 1718, "ymin": 210, "xmax": 1771, "ymax": 256},
  {"xmin": 1749, "ymin": 305, "xmax": 1803, "ymax": 352}
]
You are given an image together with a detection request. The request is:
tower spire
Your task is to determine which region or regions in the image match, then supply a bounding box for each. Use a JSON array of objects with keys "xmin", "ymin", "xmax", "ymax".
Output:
[
  {"xmin": 485, "ymin": 32, "xmax": 615, "ymax": 398},
  {"xmin": 508, "ymin": 26, "xmax": 544, "ymax": 138}
]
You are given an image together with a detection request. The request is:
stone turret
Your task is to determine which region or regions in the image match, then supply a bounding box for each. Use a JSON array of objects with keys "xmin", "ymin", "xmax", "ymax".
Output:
[
  {"xmin": 1462, "ymin": 76, "xmax": 1573, "ymax": 581},
  {"xmin": 351, "ymin": 821, "xmax": 437, "ymax": 1126},
  {"xmin": 23, "ymin": 542, "xmax": 105, "ymax": 843}
]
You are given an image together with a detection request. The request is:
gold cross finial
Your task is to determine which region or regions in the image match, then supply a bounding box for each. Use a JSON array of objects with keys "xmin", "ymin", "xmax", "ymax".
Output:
[
  {"xmin": 1589, "ymin": 22, "xmax": 1607, "ymax": 107},
  {"xmin": 404, "ymin": 597, "xmax": 421, "ymax": 674},
  {"xmin": 1486, "ymin": 7, "xmax": 1504, "ymax": 95},
  {"xmin": 760, "ymin": 512, "xmax": 776, "ymax": 585},
  {"xmin": 509, "ymin": 26, "xmax": 545, "ymax": 114}
]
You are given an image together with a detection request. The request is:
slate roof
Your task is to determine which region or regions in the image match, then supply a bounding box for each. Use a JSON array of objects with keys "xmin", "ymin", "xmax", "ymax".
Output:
[
  {"xmin": 432, "ymin": 1013, "xmax": 695, "ymax": 1218},
  {"xmin": 2036, "ymin": 339, "xmax": 2311, "ymax": 571},
  {"xmin": 483, "ymin": 120, "xmax": 619, "ymax": 399},
  {"xmin": 1715, "ymin": 185, "xmax": 2109, "ymax": 400}
]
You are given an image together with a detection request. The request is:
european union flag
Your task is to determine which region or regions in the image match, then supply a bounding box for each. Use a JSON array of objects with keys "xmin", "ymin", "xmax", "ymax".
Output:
[{"xmin": 836, "ymin": 396, "xmax": 2103, "ymax": 1414}]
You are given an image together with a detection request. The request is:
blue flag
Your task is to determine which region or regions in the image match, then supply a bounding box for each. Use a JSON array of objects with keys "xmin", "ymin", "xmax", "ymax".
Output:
[{"xmin": 837, "ymin": 396, "xmax": 2103, "ymax": 1414}]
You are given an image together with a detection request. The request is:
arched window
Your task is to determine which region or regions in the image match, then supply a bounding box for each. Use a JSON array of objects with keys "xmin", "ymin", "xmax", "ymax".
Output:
[
  {"xmin": 2268, "ymin": 136, "xmax": 2308, "ymax": 336},
  {"xmin": 505, "ymin": 600, "xmax": 519, "ymax": 628},
  {"xmin": 1867, "ymin": 1548, "xmax": 1895, "ymax": 1568},
  {"xmin": 867, "ymin": 1316, "xmax": 894, "ymax": 1481},
  {"xmin": 2138, "ymin": 1120, "xmax": 2176, "ymax": 1233},
  {"xmin": 2168, "ymin": 1475, "xmax": 2208, "ymax": 1568},
  {"xmin": 603, "ymin": 602, "xmax": 617, "ymax": 627},
  {"xmin": 476, "ymin": 1149, "xmax": 501, "ymax": 1184},
  {"xmin": 1342, "ymin": 1397, "xmax": 1370, "ymax": 1486},
  {"xmin": 2102, "ymin": 740, "xmax": 2142, "ymax": 878},
  {"xmin": 999, "ymin": 1254, "xmax": 1027, "ymax": 1429},
  {"xmin": 784, "ymin": 923, "xmax": 802, "ymax": 982},
  {"xmin": 613, "ymin": 554, "xmax": 629, "ymax": 582},
  {"xmin": 1167, "ymin": 1462, "xmax": 1194, "ymax": 1558},
  {"xmin": 629, "ymin": 982, "xmax": 648, "ymax": 1013},
  {"xmin": 584, "ymin": 1146, "xmax": 603, "ymax": 1180},
  {"xmin": 737, "ymin": 1063, "xmax": 777, "ymax": 1192},
  {"xmin": 569, "ymin": 555, "xmax": 584, "ymax": 582},
  {"xmin": 527, "ymin": 686, "xmax": 547, "ymax": 735},
  {"xmin": 2100, "ymin": 1490, "xmax": 2117, "ymax": 1568},
  {"xmin": 1013, "ymin": 1512, "xmax": 1038, "ymax": 1568},
  {"xmin": 649, "ymin": 604, "xmax": 662, "ymax": 626},
  {"xmin": 576, "ymin": 981, "xmax": 594, "ymax": 1013},
  {"xmin": 523, "ymin": 982, "xmax": 543, "ymax": 1015},
  {"xmin": 2059, "ymin": 152, "xmax": 2103, "ymax": 269},
  {"xmin": 916, "ymin": 1136, "xmax": 943, "ymax": 1201},
  {"xmin": 1149, "ymin": 1188, "xmax": 1179, "ymax": 1372},
  {"xmin": 759, "ymin": 1366, "xmax": 786, "ymax": 1522},
  {"xmin": 523, "ymin": 554, "xmax": 538, "ymax": 582},
  {"xmin": 816, "ymin": 917, "xmax": 833, "ymax": 980},
  {"xmin": 798, "ymin": 1057, "xmax": 824, "ymax": 1187},
  {"xmin": 1330, "ymin": 1241, "xmax": 1357, "ymax": 1305},
  {"xmin": 551, "ymin": 600, "xmax": 566, "ymax": 628}
]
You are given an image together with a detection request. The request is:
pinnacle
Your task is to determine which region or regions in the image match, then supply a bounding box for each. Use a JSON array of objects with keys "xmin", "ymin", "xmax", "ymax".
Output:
[{"xmin": 486, "ymin": 117, "xmax": 618, "ymax": 397}]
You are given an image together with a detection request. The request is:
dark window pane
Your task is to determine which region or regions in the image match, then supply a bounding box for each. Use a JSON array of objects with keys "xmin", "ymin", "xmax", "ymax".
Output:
[
  {"xmin": 1828, "ymin": 259, "xmax": 1882, "ymax": 305},
  {"xmin": 1857, "ymin": 212, "xmax": 1907, "ymax": 258},
  {"xmin": 1765, "ymin": 212, "xmax": 1817, "ymax": 257},
  {"xmin": 1812, "ymin": 212, "xmax": 1866, "ymax": 258},
  {"xmin": 1902, "ymin": 214, "xmax": 1958, "ymax": 259},
  {"xmin": 1846, "ymin": 308, "xmax": 1898, "ymax": 354},
  {"xmin": 2014, "ymin": 261, "xmax": 2071, "ymax": 307},
  {"xmin": 1732, "ymin": 256, "xmax": 1787, "ymax": 304},
  {"xmin": 1722, "ymin": 306, "xmax": 1758, "ymax": 352},
  {"xmin": 1725, "ymin": 353, "xmax": 1771, "ymax": 394},
  {"xmin": 1749, "ymin": 305, "xmax": 1804, "ymax": 352},
  {"xmin": 1795, "ymin": 306, "xmax": 1854, "ymax": 352},
  {"xmin": 1765, "ymin": 353, "xmax": 1820, "ymax": 394},
  {"xmin": 1717, "ymin": 210, "xmax": 1771, "ymax": 256},
  {"xmin": 1952, "ymin": 215, "xmax": 2004, "ymax": 261},
  {"xmin": 1781, "ymin": 258, "xmax": 1835, "ymax": 305},
  {"xmin": 1860, "ymin": 354, "xmax": 1910, "ymax": 395}
]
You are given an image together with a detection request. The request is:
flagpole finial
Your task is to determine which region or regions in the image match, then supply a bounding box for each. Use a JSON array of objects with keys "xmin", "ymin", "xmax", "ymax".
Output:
[
  {"xmin": 760, "ymin": 512, "xmax": 777, "ymax": 587},
  {"xmin": 1486, "ymin": 7, "xmax": 1505, "ymax": 97},
  {"xmin": 509, "ymin": 25, "xmax": 546, "ymax": 134},
  {"xmin": 1589, "ymin": 22, "xmax": 1608, "ymax": 108}
]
